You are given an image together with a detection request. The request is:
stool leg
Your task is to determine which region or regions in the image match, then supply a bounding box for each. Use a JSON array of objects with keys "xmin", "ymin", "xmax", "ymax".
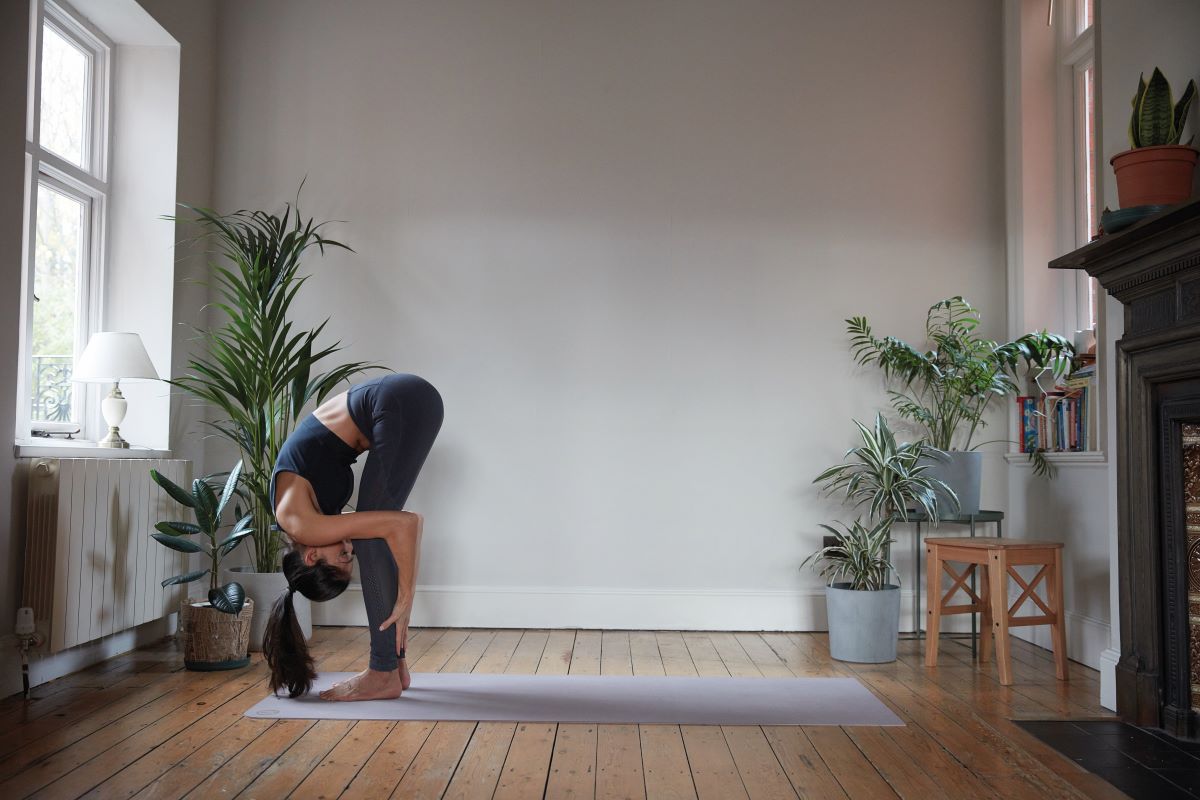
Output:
[
  {"xmin": 924, "ymin": 543, "xmax": 941, "ymax": 667},
  {"xmin": 1048, "ymin": 549, "xmax": 1069, "ymax": 681},
  {"xmin": 978, "ymin": 564, "xmax": 992, "ymax": 664},
  {"xmin": 989, "ymin": 549, "xmax": 1013, "ymax": 685}
]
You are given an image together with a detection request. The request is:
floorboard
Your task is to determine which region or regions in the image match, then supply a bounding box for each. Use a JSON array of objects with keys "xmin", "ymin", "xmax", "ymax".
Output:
[{"xmin": 0, "ymin": 626, "xmax": 1120, "ymax": 799}]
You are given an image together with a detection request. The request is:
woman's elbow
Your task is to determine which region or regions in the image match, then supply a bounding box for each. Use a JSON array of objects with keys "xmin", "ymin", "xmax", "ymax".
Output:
[
  {"xmin": 392, "ymin": 511, "xmax": 423, "ymax": 539},
  {"xmin": 276, "ymin": 509, "xmax": 309, "ymax": 543}
]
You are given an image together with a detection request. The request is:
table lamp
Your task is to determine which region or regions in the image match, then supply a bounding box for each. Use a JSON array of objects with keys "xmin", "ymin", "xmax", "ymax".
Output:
[{"xmin": 72, "ymin": 332, "xmax": 160, "ymax": 448}]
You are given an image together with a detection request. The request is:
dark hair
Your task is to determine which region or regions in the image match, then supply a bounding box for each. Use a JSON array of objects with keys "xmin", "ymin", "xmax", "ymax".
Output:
[{"xmin": 263, "ymin": 548, "xmax": 350, "ymax": 697}]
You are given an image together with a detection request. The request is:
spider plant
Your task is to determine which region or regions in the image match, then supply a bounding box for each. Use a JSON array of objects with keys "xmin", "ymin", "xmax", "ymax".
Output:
[
  {"xmin": 812, "ymin": 412, "xmax": 956, "ymax": 524},
  {"xmin": 804, "ymin": 415, "xmax": 953, "ymax": 593},
  {"xmin": 846, "ymin": 296, "xmax": 1074, "ymax": 477},
  {"xmin": 166, "ymin": 194, "xmax": 381, "ymax": 572},
  {"xmin": 801, "ymin": 518, "xmax": 895, "ymax": 591}
]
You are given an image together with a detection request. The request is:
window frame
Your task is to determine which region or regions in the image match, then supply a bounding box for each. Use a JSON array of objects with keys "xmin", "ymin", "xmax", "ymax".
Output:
[
  {"xmin": 20, "ymin": 0, "xmax": 112, "ymax": 440},
  {"xmin": 1057, "ymin": 0, "xmax": 1098, "ymax": 336}
]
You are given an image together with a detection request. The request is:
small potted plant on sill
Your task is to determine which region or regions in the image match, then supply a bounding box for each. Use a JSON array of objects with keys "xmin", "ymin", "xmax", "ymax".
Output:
[
  {"xmin": 806, "ymin": 413, "xmax": 952, "ymax": 663},
  {"xmin": 846, "ymin": 297, "xmax": 1074, "ymax": 514},
  {"xmin": 1110, "ymin": 67, "xmax": 1197, "ymax": 210},
  {"xmin": 150, "ymin": 460, "xmax": 255, "ymax": 671}
]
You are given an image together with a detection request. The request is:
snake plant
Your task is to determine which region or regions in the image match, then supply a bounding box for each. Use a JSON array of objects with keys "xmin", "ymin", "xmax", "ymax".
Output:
[{"xmin": 1128, "ymin": 67, "xmax": 1196, "ymax": 148}]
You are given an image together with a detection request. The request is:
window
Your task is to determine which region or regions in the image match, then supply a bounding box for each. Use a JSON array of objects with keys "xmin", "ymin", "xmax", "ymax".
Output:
[
  {"xmin": 1061, "ymin": 0, "xmax": 1098, "ymax": 332},
  {"xmin": 21, "ymin": 1, "xmax": 111, "ymax": 437}
]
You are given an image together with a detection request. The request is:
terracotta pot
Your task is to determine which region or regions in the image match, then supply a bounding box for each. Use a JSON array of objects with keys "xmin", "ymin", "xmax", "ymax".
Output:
[{"xmin": 1110, "ymin": 145, "xmax": 1198, "ymax": 208}]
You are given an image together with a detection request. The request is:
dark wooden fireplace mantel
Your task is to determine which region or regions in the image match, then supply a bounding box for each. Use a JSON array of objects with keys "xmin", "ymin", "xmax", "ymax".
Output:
[{"xmin": 1052, "ymin": 198, "xmax": 1200, "ymax": 736}]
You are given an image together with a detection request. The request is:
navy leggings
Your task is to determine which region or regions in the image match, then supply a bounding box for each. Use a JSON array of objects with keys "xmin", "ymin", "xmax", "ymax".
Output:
[{"xmin": 350, "ymin": 374, "xmax": 443, "ymax": 672}]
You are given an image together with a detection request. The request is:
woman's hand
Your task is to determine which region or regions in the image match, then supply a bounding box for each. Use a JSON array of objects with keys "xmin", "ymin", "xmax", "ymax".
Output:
[{"xmin": 380, "ymin": 596, "xmax": 412, "ymax": 631}]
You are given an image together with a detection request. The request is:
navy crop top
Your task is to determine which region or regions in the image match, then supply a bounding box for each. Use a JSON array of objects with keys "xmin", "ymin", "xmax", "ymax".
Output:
[{"xmin": 270, "ymin": 414, "xmax": 361, "ymax": 520}]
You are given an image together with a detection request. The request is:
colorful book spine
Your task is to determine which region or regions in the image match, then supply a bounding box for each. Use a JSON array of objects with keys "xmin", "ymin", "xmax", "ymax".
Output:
[{"xmin": 1017, "ymin": 396, "xmax": 1039, "ymax": 452}]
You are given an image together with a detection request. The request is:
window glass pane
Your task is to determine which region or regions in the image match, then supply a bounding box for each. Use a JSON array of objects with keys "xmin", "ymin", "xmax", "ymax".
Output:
[
  {"xmin": 1083, "ymin": 64, "xmax": 1098, "ymax": 327},
  {"xmin": 1077, "ymin": 0, "xmax": 1094, "ymax": 33},
  {"xmin": 31, "ymin": 184, "xmax": 85, "ymax": 423},
  {"xmin": 39, "ymin": 24, "xmax": 90, "ymax": 168}
]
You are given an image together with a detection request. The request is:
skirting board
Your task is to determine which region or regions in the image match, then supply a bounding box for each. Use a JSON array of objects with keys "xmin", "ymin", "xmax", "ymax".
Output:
[
  {"xmin": 311, "ymin": 584, "xmax": 977, "ymax": 634},
  {"xmin": 1010, "ymin": 610, "xmax": 1111, "ymax": 673},
  {"xmin": 1098, "ymin": 648, "xmax": 1119, "ymax": 711},
  {"xmin": 1, "ymin": 613, "xmax": 178, "ymax": 696}
]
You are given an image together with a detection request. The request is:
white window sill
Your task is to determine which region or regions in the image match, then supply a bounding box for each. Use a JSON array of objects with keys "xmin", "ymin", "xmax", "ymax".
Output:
[
  {"xmin": 15, "ymin": 439, "xmax": 169, "ymax": 459},
  {"xmin": 1003, "ymin": 450, "xmax": 1107, "ymax": 467}
]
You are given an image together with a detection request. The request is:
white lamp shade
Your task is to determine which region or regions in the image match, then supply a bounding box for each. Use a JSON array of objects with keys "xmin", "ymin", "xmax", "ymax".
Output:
[{"xmin": 72, "ymin": 332, "xmax": 160, "ymax": 382}]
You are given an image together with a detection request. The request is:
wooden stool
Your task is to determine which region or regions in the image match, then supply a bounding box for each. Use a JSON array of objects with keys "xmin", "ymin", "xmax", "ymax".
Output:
[{"xmin": 924, "ymin": 537, "xmax": 1067, "ymax": 685}]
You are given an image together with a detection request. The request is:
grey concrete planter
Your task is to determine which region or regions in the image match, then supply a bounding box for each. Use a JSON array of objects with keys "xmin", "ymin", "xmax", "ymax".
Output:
[
  {"xmin": 921, "ymin": 449, "xmax": 982, "ymax": 516},
  {"xmin": 826, "ymin": 583, "xmax": 901, "ymax": 663},
  {"xmin": 222, "ymin": 566, "xmax": 312, "ymax": 651}
]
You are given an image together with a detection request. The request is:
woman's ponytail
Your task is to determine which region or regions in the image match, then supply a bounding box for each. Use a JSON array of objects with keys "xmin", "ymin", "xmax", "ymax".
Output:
[{"xmin": 262, "ymin": 549, "xmax": 350, "ymax": 697}]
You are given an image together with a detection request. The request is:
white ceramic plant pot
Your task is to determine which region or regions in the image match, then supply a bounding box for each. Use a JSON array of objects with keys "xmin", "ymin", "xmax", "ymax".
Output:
[
  {"xmin": 825, "ymin": 583, "xmax": 901, "ymax": 663},
  {"xmin": 222, "ymin": 566, "xmax": 312, "ymax": 651}
]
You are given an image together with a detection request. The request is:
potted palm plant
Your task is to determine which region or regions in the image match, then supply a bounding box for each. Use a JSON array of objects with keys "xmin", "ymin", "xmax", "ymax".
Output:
[
  {"xmin": 150, "ymin": 460, "xmax": 255, "ymax": 670},
  {"xmin": 846, "ymin": 296, "xmax": 1074, "ymax": 514},
  {"xmin": 167, "ymin": 194, "xmax": 380, "ymax": 647},
  {"xmin": 1110, "ymin": 67, "xmax": 1196, "ymax": 209},
  {"xmin": 806, "ymin": 413, "xmax": 952, "ymax": 663}
]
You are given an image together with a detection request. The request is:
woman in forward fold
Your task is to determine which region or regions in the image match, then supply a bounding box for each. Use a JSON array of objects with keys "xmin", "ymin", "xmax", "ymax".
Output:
[{"xmin": 263, "ymin": 373, "xmax": 444, "ymax": 701}]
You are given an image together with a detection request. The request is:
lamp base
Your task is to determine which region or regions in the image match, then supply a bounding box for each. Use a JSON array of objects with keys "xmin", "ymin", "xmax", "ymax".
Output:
[
  {"xmin": 99, "ymin": 383, "xmax": 130, "ymax": 448},
  {"xmin": 97, "ymin": 427, "xmax": 130, "ymax": 448}
]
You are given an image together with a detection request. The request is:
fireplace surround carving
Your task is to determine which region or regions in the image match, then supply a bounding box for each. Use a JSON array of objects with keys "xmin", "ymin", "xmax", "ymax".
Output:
[{"xmin": 1052, "ymin": 199, "xmax": 1200, "ymax": 737}]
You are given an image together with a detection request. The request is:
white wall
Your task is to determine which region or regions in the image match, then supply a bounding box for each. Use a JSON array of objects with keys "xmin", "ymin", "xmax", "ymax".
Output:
[
  {"xmin": 106, "ymin": 44, "xmax": 180, "ymax": 451},
  {"xmin": 0, "ymin": 0, "xmax": 35, "ymax": 696},
  {"xmin": 214, "ymin": 0, "xmax": 1008, "ymax": 629},
  {"xmin": 1002, "ymin": 0, "xmax": 1114, "ymax": 678},
  {"xmin": 0, "ymin": 0, "xmax": 217, "ymax": 695}
]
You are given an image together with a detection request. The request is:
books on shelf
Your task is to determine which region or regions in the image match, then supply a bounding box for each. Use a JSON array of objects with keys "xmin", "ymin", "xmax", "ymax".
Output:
[{"xmin": 1017, "ymin": 364, "xmax": 1098, "ymax": 453}]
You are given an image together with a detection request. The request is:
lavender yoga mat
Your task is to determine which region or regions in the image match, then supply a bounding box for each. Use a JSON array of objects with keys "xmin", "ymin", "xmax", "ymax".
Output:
[{"xmin": 245, "ymin": 672, "xmax": 903, "ymax": 726}]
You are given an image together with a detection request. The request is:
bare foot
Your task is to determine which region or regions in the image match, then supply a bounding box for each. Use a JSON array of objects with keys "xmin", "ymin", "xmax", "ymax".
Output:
[
  {"xmin": 399, "ymin": 656, "xmax": 411, "ymax": 690},
  {"xmin": 319, "ymin": 668, "xmax": 402, "ymax": 701}
]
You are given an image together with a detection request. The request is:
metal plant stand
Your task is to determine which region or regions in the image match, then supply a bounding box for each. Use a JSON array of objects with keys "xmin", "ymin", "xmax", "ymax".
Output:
[{"xmin": 899, "ymin": 510, "xmax": 1005, "ymax": 658}]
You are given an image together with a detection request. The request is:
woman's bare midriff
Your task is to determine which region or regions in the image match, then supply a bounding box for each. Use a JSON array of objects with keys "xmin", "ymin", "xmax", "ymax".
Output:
[
  {"xmin": 273, "ymin": 390, "xmax": 371, "ymax": 520},
  {"xmin": 312, "ymin": 390, "xmax": 371, "ymax": 452}
]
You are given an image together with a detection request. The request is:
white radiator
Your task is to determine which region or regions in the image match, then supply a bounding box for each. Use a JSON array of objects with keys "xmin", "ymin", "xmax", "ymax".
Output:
[{"xmin": 22, "ymin": 457, "xmax": 193, "ymax": 653}]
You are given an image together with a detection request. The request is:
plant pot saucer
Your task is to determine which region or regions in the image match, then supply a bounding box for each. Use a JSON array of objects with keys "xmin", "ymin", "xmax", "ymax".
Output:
[{"xmin": 1101, "ymin": 204, "xmax": 1172, "ymax": 234}]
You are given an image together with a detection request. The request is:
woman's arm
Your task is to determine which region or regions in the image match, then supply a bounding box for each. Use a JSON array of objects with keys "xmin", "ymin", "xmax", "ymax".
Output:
[
  {"xmin": 277, "ymin": 473, "xmax": 421, "ymax": 629},
  {"xmin": 275, "ymin": 472, "xmax": 420, "ymax": 546}
]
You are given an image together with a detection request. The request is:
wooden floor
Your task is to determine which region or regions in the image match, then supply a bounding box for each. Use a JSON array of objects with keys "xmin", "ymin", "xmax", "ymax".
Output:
[{"xmin": 0, "ymin": 627, "xmax": 1125, "ymax": 799}]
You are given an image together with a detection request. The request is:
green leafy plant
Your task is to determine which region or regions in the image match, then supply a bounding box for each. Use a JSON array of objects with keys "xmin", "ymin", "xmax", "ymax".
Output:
[
  {"xmin": 1128, "ymin": 67, "xmax": 1196, "ymax": 148},
  {"xmin": 801, "ymin": 518, "xmax": 895, "ymax": 591},
  {"xmin": 812, "ymin": 412, "xmax": 956, "ymax": 524},
  {"xmin": 846, "ymin": 296, "xmax": 1074, "ymax": 476},
  {"xmin": 166, "ymin": 194, "xmax": 380, "ymax": 572},
  {"xmin": 804, "ymin": 414, "xmax": 956, "ymax": 592},
  {"xmin": 150, "ymin": 460, "xmax": 254, "ymax": 614}
]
